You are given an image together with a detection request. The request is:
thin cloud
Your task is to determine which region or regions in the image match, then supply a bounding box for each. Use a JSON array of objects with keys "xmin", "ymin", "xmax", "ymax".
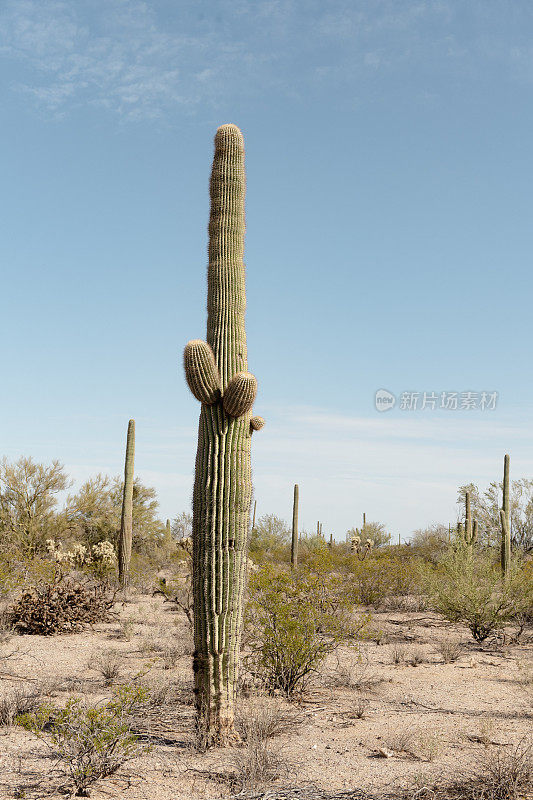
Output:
[{"xmin": 1, "ymin": 0, "xmax": 531, "ymax": 119}]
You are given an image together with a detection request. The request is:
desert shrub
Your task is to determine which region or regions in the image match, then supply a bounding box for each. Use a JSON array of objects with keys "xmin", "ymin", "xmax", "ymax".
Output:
[
  {"xmin": 244, "ymin": 565, "xmax": 369, "ymax": 698},
  {"xmin": 17, "ymin": 684, "xmax": 149, "ymax": 797},
  {"xmin": 349, "ymin": 552, "xmax": 424, "ymax": 606},
  {"xmin": 10, "ymin": 575, "xmax": 115, "ymax": 635},
  {"xmin": 428, "ymin": 548, "xmax": 533, "ymax": 643},
  {"xmin": 155, "ymin": 574, "xmax": 193, "ymax": 627},
  {"xmin": 248, "ymin": 514, "xmax": 290, "ymax": 564},
  {"xmin": 0, "ymin": 553, "xmax": 58, "ymax": 599}
]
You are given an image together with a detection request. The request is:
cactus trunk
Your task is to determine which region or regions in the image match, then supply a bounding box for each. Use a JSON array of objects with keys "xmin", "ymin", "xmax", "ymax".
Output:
[
  {"xmin": 291, "ymin": 484, "xmax": 299, "ymax": 569},
  {"xmin": 500, "ymin": 453, "xmax": 511, "ymax": 577},
  {"xmin": 118, "ymin": 419, "xmax": 135, "ymax": 588},
  {"xmin": 185, "ymin": 125, "xmax": 261, "ymax": 745}
]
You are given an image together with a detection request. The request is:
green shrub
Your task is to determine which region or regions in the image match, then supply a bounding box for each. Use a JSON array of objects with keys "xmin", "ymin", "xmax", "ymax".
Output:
[
  {"xmin": 428, "ymin": 547, "xmax": 533, "ymax": 642},
  {"xmin": 17, "ymin": 684, "xmax": 149, "ymax": 797},
  {"xmin": 244, "ymin": 565, "xmax": 369, "ymax": 698},
  {"xmin": 349, "ymin": 552, "xmax": 424, "ymax": 606}
]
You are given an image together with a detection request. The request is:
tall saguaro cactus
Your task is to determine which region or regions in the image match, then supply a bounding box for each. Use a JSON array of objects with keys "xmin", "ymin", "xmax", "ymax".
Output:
[
  {"xmin": 291, "ymin": 484, "xmax": 299, "ymax": 569},
  {"xmin": 118, "ymin": 419, "xmax": 135, "ymax": 588},
  {"xmin": 500, "ymin": 453, "xmax": 511, "ymax": 577},
  {"xmin": 184, "ymin": 124, "xmax": 262, "ymax": 745}
]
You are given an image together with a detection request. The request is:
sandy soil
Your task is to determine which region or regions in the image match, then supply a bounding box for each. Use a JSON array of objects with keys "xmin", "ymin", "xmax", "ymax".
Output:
[{"xmin": 0, "ymin": 592, "xmax": 531, "ymax": 800}]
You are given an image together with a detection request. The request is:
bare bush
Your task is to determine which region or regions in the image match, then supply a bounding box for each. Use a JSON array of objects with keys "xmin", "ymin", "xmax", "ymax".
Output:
[
  {"xmin": 407, "ymin": 738, "xmax": 532, "ymax": 800},
  {"xmin": 230, "ymin": 736, "xmax": 291, "ymax": 792},
  {"xmin": 390, "ymin": 644, "xmax": 411, "ymax": 665},
  {"xmin": 89, "ymin": 650, "xmax": 123, "ymax": 686},
  {"xmin": 437, "ymin": 638, "xmax": 464, "ymax": 663},
  {"xmin": 0, "ymin": 688, "xmax": 41, "ymax": 726},
  {"xmin": 236, "ymin": 698, "xmax": 304, "ymax": 741},
  {"xmin": 408, "ymin": 648, "xmax": 427, "ymax": 667}
]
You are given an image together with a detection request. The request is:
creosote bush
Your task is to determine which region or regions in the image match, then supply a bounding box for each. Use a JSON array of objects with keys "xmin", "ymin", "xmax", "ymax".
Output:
[
  {"xmin": 244, "ymin": 564, "xmax": 369, "ymax": 698},
  {"xmin": 428, "ymin": 548, "xmax": 533, "ymax": 642},
  {"xmin": 10, "ymin": 575, "xmax": 115, "ymax": 635},
  {"xmin": 17, "ymin": 684, "xmax": 149, "ymax": 797}
]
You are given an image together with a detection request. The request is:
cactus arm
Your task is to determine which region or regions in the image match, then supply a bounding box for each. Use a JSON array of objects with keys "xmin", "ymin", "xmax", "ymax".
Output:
[
  {"xmin": 118, "ymin": 419, "xmax": 135, "ymax": 588},
  {"xmin": 222, "ymin": 372, "xmax": 257, "ymax": 417},
  {"xmin": 184, "ymin": 340, "xmax": 221, "ymax": 405}
]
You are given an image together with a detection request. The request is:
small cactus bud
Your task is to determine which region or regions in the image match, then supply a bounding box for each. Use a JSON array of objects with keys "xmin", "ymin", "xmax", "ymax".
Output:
[{"xmin": 250, "ymin": 415, "xmax": 265, "ymax": 431}]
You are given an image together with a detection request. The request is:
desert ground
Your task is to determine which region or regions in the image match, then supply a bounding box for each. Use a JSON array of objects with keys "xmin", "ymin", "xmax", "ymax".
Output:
[{"xmin": 0, "ymin": 591, "xmax": 531, "ymax": 800}]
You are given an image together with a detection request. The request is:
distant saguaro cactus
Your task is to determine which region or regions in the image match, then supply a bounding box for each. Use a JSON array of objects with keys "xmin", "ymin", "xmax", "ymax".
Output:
[
  {"xmin": 291, "ymin": 484, "xmax": 299, "ymax": 569},
  {"xmin": 500, "ymin": 454, "xmax": 511, "ymax": 577},
  {"xmin": 463, "ymin": 491, "xmax": 477, "ymax": 548},
  {"xmin": 118, "ymin": 419, "xmax": 135, "ymax": 588},
  {"xmin": 165, "ymin": 519, "xmax": 172, "ymax": 548},
  {"xmin": 183, "ymin": 124, "xmax": 263, "ymax": 745}
]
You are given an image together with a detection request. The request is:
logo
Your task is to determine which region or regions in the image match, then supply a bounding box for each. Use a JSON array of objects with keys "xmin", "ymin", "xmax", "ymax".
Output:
[{"xmin": 375, "ymin": 389, "xmax": 396, "ymax": 412}]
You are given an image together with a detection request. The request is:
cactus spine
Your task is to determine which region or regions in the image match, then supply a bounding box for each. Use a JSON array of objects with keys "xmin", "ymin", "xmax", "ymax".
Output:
[
  {"xmin": 291, "ymin": 484, "xmax": 299, "ymax": 569},
  {"xmin": 117, "ymin": 419, "xmax": 135, "ymax": 588},
  {"xmin": 184, "ymin": 124, "xmax": 262, "ymax": 744},
  {"xmin": 500, "ymin": 453, "xmax": 511, "ymax": 577}
]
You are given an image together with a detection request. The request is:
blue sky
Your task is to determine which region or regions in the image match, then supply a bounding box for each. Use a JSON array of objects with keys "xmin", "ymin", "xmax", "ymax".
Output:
[{"xmin": 1, "ymin": 0, "xmax": 532, "ymax": 540}]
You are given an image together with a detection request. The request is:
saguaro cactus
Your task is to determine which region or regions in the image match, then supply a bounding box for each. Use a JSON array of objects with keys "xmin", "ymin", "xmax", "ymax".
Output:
[
  {"xmin": 118, "ymin": 419, "xmax": 135, "ymax": 588},
  {"xmin": 165, "ymin": 518, "xmax": 172, "ymax": 548},
  {"xmin": 184, "ymin": 124, "xmax": 262, "ymax": 744},
  {"xmin": 500, "ymin": 453, "xmax": 511, "ymax": 577},
  {"xmin": 462, "ymin": 491, "xmax": 477, "ymax": 547},
  {"xmin": 291, "ymin": 484, "xmax": 299, "ymax": 569}
]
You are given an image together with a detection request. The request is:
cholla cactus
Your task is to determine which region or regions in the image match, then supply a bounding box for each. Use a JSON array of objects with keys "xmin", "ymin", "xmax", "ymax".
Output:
[
  {"xmin": 351, "ymin": 531, "xmax": 373, "ymax": 560},
  {"xmin": 350, "ymin": 534, "xmax": 361, "ymax": 552}
]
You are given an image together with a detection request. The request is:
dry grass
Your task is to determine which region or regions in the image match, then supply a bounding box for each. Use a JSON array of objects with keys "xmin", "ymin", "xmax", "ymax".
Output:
[
  {"xmin": 385, "ymin": 727, "xmax": 440, "ymax": 761},
  {"xmin": 391, "ymin": 643, "xmax": 411, "ymax": 665},
  {"xmin": 235, "ymin": 697, "xmax": 305, "ymax": 742},
  {"xmin": 324, "ymin": 650, "xmax": 381, "ymax": 691},
  {"xmin": 229, "ymin": 735, "xmax": 291, "ymax": 791},
  {"xmin": 230, "ymin": 698, "xmax": 296, "ymax": 790},
  {"xmin": 88, "ymin": 649, "xmax": 123, "ymax": 686},
  {"xmin": 409, "ymin": 648, "xmax": 427, "ymax": 667}
]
